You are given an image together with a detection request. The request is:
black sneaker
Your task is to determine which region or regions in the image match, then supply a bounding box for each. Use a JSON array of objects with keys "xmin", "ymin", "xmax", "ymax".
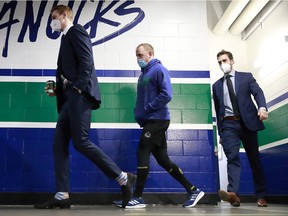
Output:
[{"xmin": 34, "ymin": 198, "xmax": 71, "ymax": 209}]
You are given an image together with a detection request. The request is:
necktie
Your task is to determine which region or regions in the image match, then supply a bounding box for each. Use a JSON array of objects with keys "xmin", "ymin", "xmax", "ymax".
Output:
[{"xmin": 226, "ymin": 75, "xmax": 240, "ymax": 116}]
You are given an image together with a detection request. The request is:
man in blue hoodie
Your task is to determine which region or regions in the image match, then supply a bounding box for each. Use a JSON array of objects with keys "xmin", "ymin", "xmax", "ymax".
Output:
[{"xmin": 114, "ymin": 43, "xmax": 205, "ymax": 209}]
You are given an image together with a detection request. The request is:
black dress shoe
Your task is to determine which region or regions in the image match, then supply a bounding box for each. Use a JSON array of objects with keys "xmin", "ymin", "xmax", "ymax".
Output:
[
  {"xmin": 121, "ymin": 172, "xmax": 136, "ymax": 208},
  {"xmin": 34, "ymin": 198, "xmax": 71, "ymax": 209}
]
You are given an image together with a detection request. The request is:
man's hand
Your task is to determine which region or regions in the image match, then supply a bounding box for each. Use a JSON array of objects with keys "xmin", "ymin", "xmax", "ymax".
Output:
[
  {"xmin": 258, "ymin": 108, "xmax": 268, "ymax": 121},
  {"xmin": 44, "ymin": 86, "xmax": 56, "ymax": 96}
]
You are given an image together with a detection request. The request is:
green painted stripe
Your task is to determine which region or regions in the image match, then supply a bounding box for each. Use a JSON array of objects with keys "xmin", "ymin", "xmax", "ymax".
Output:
[
  {"xmin": 258, "ymin": 103, "xmax": 288, "ymax": 146},
  {"xmin": 0, "ymin": 82, "xmax": 212, "ymax": 124}
]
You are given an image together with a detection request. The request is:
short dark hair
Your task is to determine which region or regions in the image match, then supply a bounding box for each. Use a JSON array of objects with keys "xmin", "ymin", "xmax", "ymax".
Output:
[
  {"xmin": 50, "ymin": 5, "xmax": 73, "ymax": 20},
  {"xmin": 217, "ymin": 49, "xmax": 233, "ymax": 60}
]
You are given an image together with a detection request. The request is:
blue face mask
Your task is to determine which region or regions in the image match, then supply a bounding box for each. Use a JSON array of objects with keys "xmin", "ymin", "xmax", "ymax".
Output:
[{"xmin": 137, "ymin": 59, "xmax": 148, "ymax": 68}]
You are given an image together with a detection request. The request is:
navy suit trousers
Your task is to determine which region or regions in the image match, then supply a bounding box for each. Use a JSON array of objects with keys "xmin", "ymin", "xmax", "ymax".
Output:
[
  {"xmin": 53, "ymin": 87, "xmax": 121, "ymax": 191},
  {"xmin": 221, "ymin": 119, "xmax": 266, "ymax": 198}
]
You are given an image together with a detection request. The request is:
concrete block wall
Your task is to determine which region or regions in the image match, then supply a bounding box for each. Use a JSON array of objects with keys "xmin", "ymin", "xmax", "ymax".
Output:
[
  {"xmin": 0, "ymin": 0, "xmax": 216, "ymax": 201},
  {"xmin": 0, "ymin": 69, "xmax": 215, "ymax": 195}
]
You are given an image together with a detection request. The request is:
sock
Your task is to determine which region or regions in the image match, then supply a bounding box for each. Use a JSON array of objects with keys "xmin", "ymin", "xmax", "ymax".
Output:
[
  {"xmin": 54, "ymin": 192, "xmax": 69, "ymax": 200},
  {"xmin": 116, "ymin": 171, "xmax": 128, "ymax": 186}
]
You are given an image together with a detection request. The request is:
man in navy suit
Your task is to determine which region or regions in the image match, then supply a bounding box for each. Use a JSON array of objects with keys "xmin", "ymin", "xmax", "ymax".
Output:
[
  {"xmin": 34, "ymin": 5, "xmax": 135, "ymax": 209},
  {"xmin": 212, "ymin": 50, "xmax": 268, "ymax": 207}
]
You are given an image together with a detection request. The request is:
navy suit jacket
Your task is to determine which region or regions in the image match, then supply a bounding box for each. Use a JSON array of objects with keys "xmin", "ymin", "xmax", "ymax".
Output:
[
  {"xmin": 56, "ymin": 24, "xmax": 101, "ymax": 112},
  {"xmin": 212, "ymin": 71, "xmax": 267, "ymax": 136}
]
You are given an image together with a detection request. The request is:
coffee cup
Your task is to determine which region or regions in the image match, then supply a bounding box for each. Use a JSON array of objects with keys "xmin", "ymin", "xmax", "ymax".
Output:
[{"xmin": 46, "ymin": 80, "xmax": 55, "ymax": 94}]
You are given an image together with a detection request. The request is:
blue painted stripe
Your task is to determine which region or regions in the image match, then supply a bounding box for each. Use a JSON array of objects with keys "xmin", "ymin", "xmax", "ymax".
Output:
[
  {"xmin": 12, "ymin": 69, "xmax": 43, "ymax": 76},
  {"xmin": 0, "ymin": 69, "xmax": 12, "ymax": 75},
  {"xmin": 267, "ymin": 92, "xmax": 288, "ymax": 108},
  {"xmin": 170, "ymin": 70, "xmax": 210, "ymax": 78},
  {"xmin": 102, "ymin": 69, "xmax": 137, "ymax": 77},
  {"xmin": 43, "ymin": 69, "xmax": 57, "ymax": 76},
  {"xmin": 0, "ymin": 69, "xmax": 210, "ymax": 78}
]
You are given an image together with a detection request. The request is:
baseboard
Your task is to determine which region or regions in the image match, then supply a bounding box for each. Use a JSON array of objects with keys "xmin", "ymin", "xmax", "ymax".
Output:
[
  {"xmin": 0, "ymin": 192, "xmax": 218, "ymax": 205},
  {"xmin": 238, "ymin": 195, "xmax": 288, "ymax": 204},
  {"xmin": 0, "ymin": 192, "xmax": 287, "ymax": 205}
]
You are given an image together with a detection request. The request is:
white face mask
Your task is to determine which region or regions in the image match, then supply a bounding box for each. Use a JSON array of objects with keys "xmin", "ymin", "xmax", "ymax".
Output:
[
  {"xmin": 220, "ymin": 63, "xmax": 231, "ymax": 74},
  {"xmin": 50, "ymin": 19, "xmax": 61, "ymax": 32}
]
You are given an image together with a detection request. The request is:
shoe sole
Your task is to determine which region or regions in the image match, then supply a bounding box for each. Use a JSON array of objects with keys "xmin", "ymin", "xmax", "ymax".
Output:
[
  {"xmin": 125, "ymin": 204, "xmax": 147, "ymax": 209},
  {"xmin": 33, "ymin": 199, "xmax": 71, "ymax": 209},
  {"xmin": 183, "ymin": 191, "xmax": 205, "ymax": 208},
  {"xmin": 257, "ymin": 203, "xmax": 268, "ymax": 207},
  {"xmin": 114, "ymin": 202, "xmax": 146, "ymax": 209},
  {"xmin": 34, "ymin": 205, "xmax": 71, "ymax": 209}
]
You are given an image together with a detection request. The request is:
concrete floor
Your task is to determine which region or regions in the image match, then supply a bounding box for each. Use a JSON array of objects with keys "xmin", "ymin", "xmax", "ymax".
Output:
[{"xmin": 0, "ymin": 203, "xmax": 288, "ymax": 216}]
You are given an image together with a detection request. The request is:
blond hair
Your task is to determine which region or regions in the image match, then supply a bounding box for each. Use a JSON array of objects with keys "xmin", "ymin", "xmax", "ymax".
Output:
[
  {"xmin": 50, "ymin": 5, "xmax": 73, "ymax": 21},
  {"xmin": 136, "ymin": 43, "xmax": 154, "ymax": 55}
]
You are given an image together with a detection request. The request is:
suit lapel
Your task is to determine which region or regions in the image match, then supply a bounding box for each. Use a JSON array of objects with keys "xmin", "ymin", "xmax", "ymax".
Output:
[
  {"xmin": 234, "ymin": 71, "xmax": 240, "ymax": 95},
  {"xmin": 220, "ymin": 77, "xmax": 225, "ymax": 114},
  {"xmin": 219, "ymin": 76, "xmax": 224, "ymax": 98}
]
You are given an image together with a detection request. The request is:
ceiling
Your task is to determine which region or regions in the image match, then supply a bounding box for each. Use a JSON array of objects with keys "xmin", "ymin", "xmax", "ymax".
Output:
[{"xmin": 207, "ymin": 0, "xmax": 282, "ymax": 40}]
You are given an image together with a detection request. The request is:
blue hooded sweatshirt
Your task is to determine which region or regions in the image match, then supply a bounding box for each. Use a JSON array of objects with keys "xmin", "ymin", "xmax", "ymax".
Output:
[{"xmin": 134, "ymin": 58, "xmax": 172, "ymax": 127}]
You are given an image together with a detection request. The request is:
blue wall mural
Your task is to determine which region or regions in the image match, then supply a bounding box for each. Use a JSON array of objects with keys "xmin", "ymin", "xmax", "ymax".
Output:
[{"xmin": 0, "ymin": 0, "xmax": 145, "ymax": 58}]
